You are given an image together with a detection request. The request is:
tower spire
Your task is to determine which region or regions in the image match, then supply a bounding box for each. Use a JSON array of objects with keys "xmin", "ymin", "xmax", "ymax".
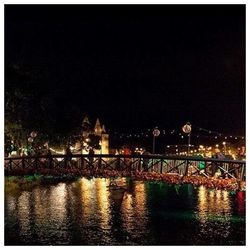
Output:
[
  {"xmin": 94, "ymin": 118, "xmax": 102, "ymax": 136},
  {"xmin": 102, "ymin": 124, "xmax": 106, "ymax": 133}
]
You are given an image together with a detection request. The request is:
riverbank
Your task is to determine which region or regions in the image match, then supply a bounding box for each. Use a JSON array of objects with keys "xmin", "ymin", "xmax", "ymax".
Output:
[{"xmin": 5, "ymin": 167, "xmax": 245, "ymax": 191}]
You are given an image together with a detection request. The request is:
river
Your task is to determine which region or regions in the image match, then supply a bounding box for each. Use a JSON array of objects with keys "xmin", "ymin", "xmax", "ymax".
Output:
[{"xmin": 5, "ymin": 177, "xmax": 245, "ymax": 245}]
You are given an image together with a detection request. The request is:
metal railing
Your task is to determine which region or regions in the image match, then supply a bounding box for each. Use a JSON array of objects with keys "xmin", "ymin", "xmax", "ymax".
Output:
[{"xmin": 4, "ymin": 154, "xmax": 246, "ymax": 181}]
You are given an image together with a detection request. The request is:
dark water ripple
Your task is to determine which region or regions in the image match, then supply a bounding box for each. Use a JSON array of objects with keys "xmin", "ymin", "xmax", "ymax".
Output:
[{"xmin": 5, "ymin": 177, "xmax": 245, "ymax": 245}]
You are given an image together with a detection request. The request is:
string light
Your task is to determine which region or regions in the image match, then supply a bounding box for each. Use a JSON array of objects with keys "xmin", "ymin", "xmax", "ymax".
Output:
[{"xmin": 108, "ymin": 125, "xmax": 244, "ymax": 141}]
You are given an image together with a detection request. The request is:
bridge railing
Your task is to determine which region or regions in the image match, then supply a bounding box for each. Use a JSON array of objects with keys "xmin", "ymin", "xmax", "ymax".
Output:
[{"xmin": 4, "ymin": 154, "xmax": 246, "ymax": 181}]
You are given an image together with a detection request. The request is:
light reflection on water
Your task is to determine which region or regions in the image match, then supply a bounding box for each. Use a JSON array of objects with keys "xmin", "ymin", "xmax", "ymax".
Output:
[
  {"xmin": 197, "ymin": 186, "xmax": 231, "ymax": 222},
  {"xmin": 196, "ymin": 186, "xmax": 233, "ymax": 242},
  {"xmin": 5, "ymin": 177, "xmax": 245, "ymax": 245},
  {"xmin": 95, "ymin": 178, "xmax": 110, "ymax": 230}
]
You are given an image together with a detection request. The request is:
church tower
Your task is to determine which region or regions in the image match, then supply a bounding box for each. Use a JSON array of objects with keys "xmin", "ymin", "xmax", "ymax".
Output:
[
  {"xmin": 101, "ymin": 124, "xmax": 109, "ymax": 155},
  {"xmin": 93, "ymin": 118, "xmax": 109, "ymax": 154},
  {"xmin": 94, "ymin": 118, "xmax": 102, "ymax": 136},
  {"xmin": 82, "ymin": 116, "xmax": 91, "ymax": 138}
]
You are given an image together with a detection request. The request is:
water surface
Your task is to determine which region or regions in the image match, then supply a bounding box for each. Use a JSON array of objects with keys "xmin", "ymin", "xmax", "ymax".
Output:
[{"xmin": 5, "ymin": 177, "xmax": 245, "ymax": 245}]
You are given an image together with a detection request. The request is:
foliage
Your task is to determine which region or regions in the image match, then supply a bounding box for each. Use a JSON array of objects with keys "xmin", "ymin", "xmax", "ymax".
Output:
[{"xmin": 5, "ymin": 63, "xmax": 83, "ymax": 152}]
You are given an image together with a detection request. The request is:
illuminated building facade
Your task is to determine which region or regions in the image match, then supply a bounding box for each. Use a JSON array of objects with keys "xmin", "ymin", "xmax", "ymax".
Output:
[{"xmin": 82, "ymin": 116, "xmax": 109, "ymax": 154}]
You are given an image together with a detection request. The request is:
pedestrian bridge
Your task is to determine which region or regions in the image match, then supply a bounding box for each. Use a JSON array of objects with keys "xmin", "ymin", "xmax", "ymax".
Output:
[{"xmin": 4, "ymin": 154, "xmax": 246, "ymax": 181}]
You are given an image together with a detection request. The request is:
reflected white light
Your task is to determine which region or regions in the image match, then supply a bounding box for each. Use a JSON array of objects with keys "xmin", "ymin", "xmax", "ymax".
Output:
[
  {"xmin": 49, "ymin": 183, "xmax": 67, "ymax": 223},
  {"xmin": 96, "ymin": 178, "xmax": 110, "ymax": 229}
]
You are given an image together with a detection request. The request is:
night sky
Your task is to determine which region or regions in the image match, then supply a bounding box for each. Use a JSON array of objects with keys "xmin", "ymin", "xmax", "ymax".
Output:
[{"xmin": 5, "ymin": 5, "xmax": 245, "ymax": 136}]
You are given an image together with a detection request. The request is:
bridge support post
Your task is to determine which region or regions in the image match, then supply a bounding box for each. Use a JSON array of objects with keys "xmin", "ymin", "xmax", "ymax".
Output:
[
  {"xmin": 160, "ymin": 159, "xmax": 163, "ymax": 174},
  {"xmin": 9, "ymin": 159, "xmax": 13, "ymax": 171},
  {"xmin": 240, "ymin": 164, "xmax": 245, "ymax": 181},
  {"xmin": 184, "ymin": 160, "xmax": 189, "ymax": 176},
  {"xmin": 64, "ymin": 157, "xmax": 67, "ymax": 168},
  {"xmin": 35, "ymin": 157, "xmax": 38, "ymax": 169},
  {"xmin": 98, "ymin": 156, "xmax": 102, "ymax": 172},
  {"xmin": 138, "ymin": 158, "xmax": 141, "ymax": 172},
  {"xmin": 116, "ymin": 156, "xmax": 121, "ymax": 171},
  {"xmin": 80, "ymin": 156, "xmax": 84, "ymax": 169}
]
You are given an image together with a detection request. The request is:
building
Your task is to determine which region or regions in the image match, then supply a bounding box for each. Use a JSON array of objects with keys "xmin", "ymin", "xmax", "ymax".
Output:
[{"xmin": 82, "ymin": 116, "xmax": 109, "ymax": 154}]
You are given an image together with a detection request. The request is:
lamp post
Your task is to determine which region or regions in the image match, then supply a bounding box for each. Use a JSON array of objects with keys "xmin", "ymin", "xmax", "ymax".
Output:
[
  {"xmin": 152, "ymin": 127, "xmax": 160, "ymax": 154},
  {"xmin": 222, "ymin": 141, "xmax": 226, "ymax": 155},
  {"xmin": 182, "ymin": 122, "xmax": 192, "ymax": 155}
]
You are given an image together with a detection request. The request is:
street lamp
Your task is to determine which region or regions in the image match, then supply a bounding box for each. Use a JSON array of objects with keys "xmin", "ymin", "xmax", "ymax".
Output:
[
  {"xmin": 30, "ymin": 131, "xmax": 37, "ymax": 138},
  {"xmin": 152, "ymin": 127, "xmax": 160, "ymax": 154},
  {"xmin": 28, "ymin": 137, "xmax": 34, "ymax": 143},
  {"xmin": 182, "ymin": 122, "xmax": 192, "ymax": 155},
  {"xmin": 222, "ymin": 141, "xmax": 226, "ymax": 154}
]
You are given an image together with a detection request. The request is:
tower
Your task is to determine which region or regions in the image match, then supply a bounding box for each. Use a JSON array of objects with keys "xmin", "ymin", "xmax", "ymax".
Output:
[
  {"xmin": 94, "ymin": 118, "xmax": 102, "ymax": 136},
  {"xmin": 93, "ymin": 118, "xmax": 109, "ymax": 154},
  {"xmin": 101, "ymin": 127, "xmax": 109, "ymax": 155},
  {"xmin": 82, "ymin": 116, "xmax": 91, "ymax": 138},
  {"xmin": 102, "ymin": 125, "xmax": 106, "ymax": 133}
]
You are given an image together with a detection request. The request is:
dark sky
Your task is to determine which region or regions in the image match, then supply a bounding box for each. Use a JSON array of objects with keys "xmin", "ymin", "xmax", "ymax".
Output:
[{"xmin": 5, "ymin": 4, "xmax": 245, "ymax": 135}]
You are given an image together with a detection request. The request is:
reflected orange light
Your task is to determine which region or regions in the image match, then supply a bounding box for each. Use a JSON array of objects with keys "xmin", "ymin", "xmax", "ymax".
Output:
[
  {"xmin": 95, "ymin": 178, "xmax": 110, "ymax": 229},
  {"xmin": 197, "ymin": 186, "xmax": 231, "ymax": 224}
]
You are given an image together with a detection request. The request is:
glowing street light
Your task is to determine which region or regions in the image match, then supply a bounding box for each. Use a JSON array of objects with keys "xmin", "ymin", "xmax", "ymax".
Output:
[
  {"xmin": 182, "ymin": 122, "xmax": 192, "ymax": 155},
  {"xmin": 30, "ymin": 131, "xmax": 37, "ymax": 138},
  {"xmin": 28, "ymin": 137, "xmax": 33, "ymax": 143},
  {"xmin": 222, "ymin": 141, "xmax": 227, "ymax": 154},
  {"xmin": 152, "ymin": 127, "xmax": 160, "ymax": 154}
]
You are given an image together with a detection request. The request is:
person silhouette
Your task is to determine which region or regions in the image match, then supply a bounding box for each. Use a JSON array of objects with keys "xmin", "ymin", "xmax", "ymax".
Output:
[{"xmin": 65, "ymin": 146, "xmax": 73, "ymax": 168}]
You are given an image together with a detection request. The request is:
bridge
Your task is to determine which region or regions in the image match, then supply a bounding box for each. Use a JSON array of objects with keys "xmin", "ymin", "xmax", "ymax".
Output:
[{"xmin": 4, "ymin": 154, "xmax": 246, "ymax": 181}]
